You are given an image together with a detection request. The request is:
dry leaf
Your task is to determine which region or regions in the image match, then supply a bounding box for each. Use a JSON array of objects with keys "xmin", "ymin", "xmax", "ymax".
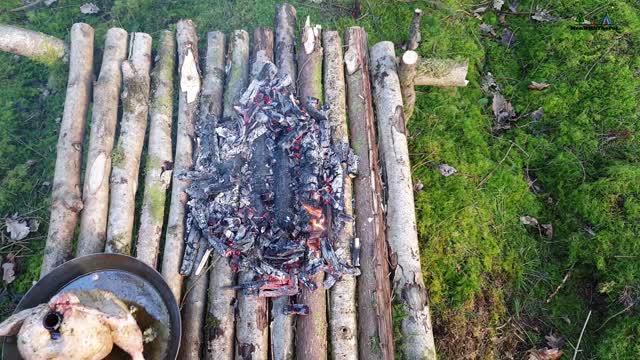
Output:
[
  {"xmin": 492, "ymin": 94, "xmax": 516, "ymax": 122},
  {"xmin": 531, "ymin": 107, "xmax": 544, "ymax": 122},
  {"xmin": 79, "ymin": 3, "xmax": 100, "ymax": 14},
  {"xmin": 529, "ymin": 81, "xmax": 550, "ymax": 90},
  {"xmin": 413, "ymin": 179, "xmax": 424, "ymax": 193},
  {"xmin": 532, "ymin": 8, "xmax": 559, "ymax": 22},
  {"xmin": 501, "ymin": 28, "xmax": 516, "ymax": 48},
  {"xmin": 438, "ymin": 164, "xmax": 458, "ymax": 177},
  {"xmin": 520, "ymin": 215, "xmax": 539, "ymax": 226},
  {"xmin": 524, "ymin": 169, "xmax": 545, "ymax": 194},
  {"xmin": 542, "ymin": 223, "xmax": 554, "ymax": 238},
  {"xmin": 5, "ymin": 215, "xmax": 30, "ymax": 241},
  {"xmin": 44, "ymin": 0, "xmax": 57, "ymax": 6},
  {"xmin": 480, "ymin": 23, "xmax": 497, "ymax": 37},
  {"xmin": 527, "ymin": 348, "xmax": 563, "ymax": 360},
  {"xmin": 180, "ymin": 48, "xmax": 201, "ymax": 104},
  {"xmin": 493, "ymin": 0, "xmax": 504, "ymax": 11},
  {"xmin": 481, "ymin": 73, "xmax": 500, "ymax": 95},
  {"xmin": 2, "ymin": 262, "xmax": 15, "ymax": 284},
  {"xmin": 473, "ymin": 6, "xmax": 488, "ymax": 19},
  {"xmin": 508, "ymin": 0, "xmax": 518, "ymax": 12},
  {"xmin": 545, "ymin": 334, "xmax": 564, "ymax": 349}
]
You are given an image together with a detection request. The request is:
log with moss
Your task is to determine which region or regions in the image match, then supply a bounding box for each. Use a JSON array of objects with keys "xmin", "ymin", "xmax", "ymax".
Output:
[
  {"xmin": 370, "ymin": 41, "xmax": 437, "ymax": 360},
  {"xmin": 205, "ymin": 29, "xmax": 250, "ymax": 360},
  {"xmin": 271, "ymin": 5, "xmax": 297, "ymax": 359},
  {"xmin": 295, "ymin": 16, "xmax": 327, "ymax": 360},
  {"xmin": 399, "ymin": 50, "xmax": 418, "ymax": 123},
  {"xmin": 105, "ymin": 32, "xmax": 153, "ymax": 255},
  {"xmin": 136, "ymin": 30, "xmax": 175, "ymax": 268},
  {"xmin": 323, "ymin": 29, "xmax": 358, "ymax": 359},
  {"xmin": 0, "ymin": 24, "xmax": 66, "ymax": 64},
  {"xmin": 161, "ymin": 20, "xmax": 201, "ymax": 302},
  {"xmin": 344, "ymin": 26, "xmax": 395, "ymax": 360},
  {"xmin": 77, "ymin": 27, "xmax": 128, "ymax": 257},
  {"xmin": 414, "ymin": 58, "xmax": 469, "ymax": 87},
  {"xmin": 40, "ymin": 23, "xmax": 94, "ymax": 277}
]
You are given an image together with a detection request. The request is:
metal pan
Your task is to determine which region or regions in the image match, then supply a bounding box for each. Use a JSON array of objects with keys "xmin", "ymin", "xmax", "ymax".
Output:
[{"xmin": 2, "ymin": 254, "xmax": 181, "ymax": 360}]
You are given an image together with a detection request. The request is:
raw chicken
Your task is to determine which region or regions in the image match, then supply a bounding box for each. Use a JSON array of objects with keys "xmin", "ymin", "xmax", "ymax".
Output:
[{"xmin": 0, "ymin": 289, "xmax": 145, "ymax": 360}]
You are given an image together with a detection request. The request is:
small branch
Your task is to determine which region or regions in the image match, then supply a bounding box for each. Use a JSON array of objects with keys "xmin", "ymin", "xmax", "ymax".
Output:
[
  {"xmin": 406, "ymin": 8, "xmax": 423, "ymax": 50},
  {"xmin": 399, "ymin": 50, "xmax": 418, "ymax": 123},
  {"xmin": 546, "ymin": 271, "xmax": 571, "ymax": 303},
  {"xmin": 572, "ymin": 310, "xmax": 592, "ymax": 360}
]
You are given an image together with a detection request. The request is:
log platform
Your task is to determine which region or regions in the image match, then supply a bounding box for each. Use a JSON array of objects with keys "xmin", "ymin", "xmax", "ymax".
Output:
[{"xmin": 36, "ymin": 3, "xmax": 438, "ymax": 359}]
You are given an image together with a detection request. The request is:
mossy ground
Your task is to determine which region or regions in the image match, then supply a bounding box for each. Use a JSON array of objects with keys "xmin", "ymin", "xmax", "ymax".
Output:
[{"xmin": 1, "ymin": 0, "xmax": 639, "ymax": 358}]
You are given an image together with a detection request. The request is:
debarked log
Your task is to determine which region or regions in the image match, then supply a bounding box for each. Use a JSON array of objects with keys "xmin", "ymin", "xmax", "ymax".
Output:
[
  {"xmin": 0, "ymin": 23, "xmax": 66, "ymax": 64},
  {"xmin": 370, "ymin": 41, "xmax": 436, "ymax": 360},
  {"xmin": 41, "ymin": 23, "xmax": 94, "ymax": 277},
  {"xmin": 414, "ymin": 58, "xmax": 469, "ymax": 87}
]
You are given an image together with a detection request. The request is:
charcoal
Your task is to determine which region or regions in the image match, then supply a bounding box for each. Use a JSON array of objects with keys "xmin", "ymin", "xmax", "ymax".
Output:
[{"xmin": 180, "ymin": 61, "xmax": 360, "ymax": 309}]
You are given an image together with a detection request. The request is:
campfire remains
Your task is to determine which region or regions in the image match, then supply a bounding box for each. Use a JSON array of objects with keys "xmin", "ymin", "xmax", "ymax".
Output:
[{"xmin": 0, "ymin": 3, "xmax": 474, "ymax": 359}]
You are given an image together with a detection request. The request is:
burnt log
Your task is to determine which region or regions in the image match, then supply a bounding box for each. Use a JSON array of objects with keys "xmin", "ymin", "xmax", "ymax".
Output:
[
  {"xmin": 106, "ymin": 32, "xmax": 153, "ymax": 255},
  {"xmin": 41, "ymin": 23, "xmax": 94, "ymax": 277},
  {"xmin": 370, "ymin": 41, "xmax": 436, "ymax": 360},
  {"xmin": 161, "ymin": 20, "xmax": 201, "ymax": 301},
  {"xmin": 344, "ymin": 27, "xmax": 395, "ymax": 360},
  {"xmin": 323, "ymin": 30, "xmax": 358, "ymax": 359},
  {"xmin": 295, "ymin": 16, "xmax": 327, "ymax": 360},
  {"xmin": 136, "ymin": 30, "xmax": 175, "ymax": 267},
  {"xmin": 77, "ymin": 28, "xmax": 128, "ymax": 257}
]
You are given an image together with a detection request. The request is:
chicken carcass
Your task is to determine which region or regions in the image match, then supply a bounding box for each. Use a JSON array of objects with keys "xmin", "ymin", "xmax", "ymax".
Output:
[{"xmin": 0, "ymin": 289, "xmax": 145, "ymax": 360}]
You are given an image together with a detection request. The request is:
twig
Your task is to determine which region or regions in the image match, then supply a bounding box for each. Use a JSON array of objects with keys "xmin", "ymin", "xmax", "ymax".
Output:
[
  {"xmin": 477, "ymin": 142, "xmax": 514, "ymax": 188},
  {"xmin": 572, "ymin": 310, "xmax": 592, "ymax": 360},
  {"xmin": 179, "ymin": 259, "xmax": 214, "ymax": 310},
  {"xmin": 546, "ymin": 271, "xmax": 571, "ymax": 303},
  {"xmin": 11, "ymin": 0, "xmax": 43, "ymax": 12},
  {"xmin": 596, "ymin": 303, "xmax": 634, "ymax": 332}
]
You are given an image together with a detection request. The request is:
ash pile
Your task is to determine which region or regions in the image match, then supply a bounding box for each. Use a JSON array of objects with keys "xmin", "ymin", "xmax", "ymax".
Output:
[{"xmin": 179, "ymin": 62, "xmax": 360, "ymax": 311}]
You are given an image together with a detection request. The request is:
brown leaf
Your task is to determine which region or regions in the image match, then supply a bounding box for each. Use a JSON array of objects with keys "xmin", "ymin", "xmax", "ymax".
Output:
[
  {"xmin": 2, "ymin": 262, "xmax": 15, "ymax": 284},
  {"xmin": 438, "ymin": 164, "xmax": 458, "ymax": 177},
  {"xmin": 480, "ymin": 23, "xmax": 497, "ymax": 37},
  {"xmin": 531, "ymin": 107, "xmax": 544, "ymax": 122},
  {"xmin": 527, "ymin": 348, "xmax": 563, "ymax": 360},
  {"xmin": 529, "ymin": 81, "xmax": 550, "ymax": 90},
  {"xmin": 545, "ymin": 333, "xmax": 564, "ymax": 349},
  {"xmin": 532, "ymin": 7, "xmax": 559, "ymax": 22},
  {"xmin": 5, "ymin": 214, "xmax": 30, "ymax": 241},
  {"xmin": 492, "ymin": 94, "xmax": 516, "ymax": 122},
  {"xmin": 520, "ymin": 215, "xmax": 539, "ymax": 226},
  {"xmin": 500, "ymin": 28, "xmax": 516, "ymax": 48},
  {"xmin": 542, "ymin": 223, "xmax": 554, "ymax": 238}
]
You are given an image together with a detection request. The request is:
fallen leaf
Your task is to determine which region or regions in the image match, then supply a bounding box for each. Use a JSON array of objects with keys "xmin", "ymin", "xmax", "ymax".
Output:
[
  {"xmin": 180, "ymin": 47, "xmax": 201, "ymax": 104},
  {"xmin": 529, "ymin": 81, "xmax": 550, "ymax": 90},
  {"xmin": 500, "ymin": 28, "xmax": 516, "ymax": 48},
  {"xmin": 545, "ymin": 333, "xmax": 564, "ymax": 349},
  {"xmin": 493, "ymin": 0, "xmax": 504, "ymax": 11},
  {"xmin": 508, "ymin": 0, "xmax": 518, "ymax": 12},
  {"xmin": 527, "ymin": 348, "xmax": 563, "ymax": 360},
  {"xmin": 520, "ymin": 215, "xmax": 539, "ymax": 226},
  {"xmin": 5, "ymin": 214, "xmax": 30, "ymax": 241},
  {"xmin": 542, "ymin": 223, "xmax": 554, "ymax": 238},
  {"xmin": 413, "ymin": 179, "xmax": 424, "ymax": 193},
  {"xmin": 2, "ymin": 262, "xmax": 15, "ymax": 284},
  {"xmin": 479, "ymin": 23, "xmax": 497, "ymax": 37},
  {"xmin": 481, "ymin": 73, "xmax": 500, "ymax": 95},
  {"xmin": 498, "ymin": 13, "xmax": 507, "ymax": 25},
  {"xmin": 524, "ymin": 168, "xmax": 545, "ymax": 194},
  {"xmin": 532, "ymin": 8, "xmax": 559, "ymax": 22},
  {"xmin": 44, "ymin": 0, "xmax": 57, "ymax": 6},
  {"xmin": 79, "ymin": 3, "xmax": 100, "ymax": 14},
  {"xmin": 438, "ymin": 164, "xmax": 458, "ymax": 177},
  {"xmin": 472, "ymin": 6, "xmax": 488, "ymax": 19},
  {"xmin": 531, "ymin": 107, "xmax": 544, "ymax": 122},
  {"xmin": 492, "ymin": 94, "xmax": 516, "ymax": 123}
]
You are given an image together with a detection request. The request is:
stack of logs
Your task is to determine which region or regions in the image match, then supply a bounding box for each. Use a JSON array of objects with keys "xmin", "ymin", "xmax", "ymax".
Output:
[{"xmin": 0, "ymin": 3, "xmax": 470, "ymax": 359}]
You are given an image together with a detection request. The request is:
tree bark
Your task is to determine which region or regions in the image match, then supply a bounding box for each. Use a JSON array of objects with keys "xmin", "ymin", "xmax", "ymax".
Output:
[
  {"xmin": 370, "ymin": 41, "xmax": 436, "ymax": 360},
  {"xmin": 181, "ymin": 30, "xmax": 226, "ymax": 360},
  {"xmin": 205, "ymin": 29, "xmax": 250, "ymax": 360},
  {"xmin": 399, "ymin": 50, "xmax": 418, "ymax": 123},
  {"xmin": 234, "ymin": 27, "xmax": 272, "ymax": 360},
  {"xmin": 323, "ymin": 30, "xmax": 358, "ymax": 360},
  {"xmin": 414, "ymin": 58, "xmax": 469, "ymax": 87},
  {"xmin": 296, "ymin": 16, "xmax": 327, "ymax": 360},
  {"xmin": 105, "ymin": 32, "xmax": 153, "ymax": 255},
  {"xmin": 271, "ymin": 6, "xmax": 297, "ymax": 360},
  {"xmin": 40, "ymin": 23, "xmax": 94, "ymax": 277},
  {"xmin": 136, "ymin": 30, "xmax": 175, "ymax": 268},
  {"xmin": 0, "ymin": 24, "xmax": 65, "ymax": 64},
  {"xmin": 161, "ymin": 20, "xmax": 201, "ymax": 302},
  {"xmin": 274, "ymin": 3, "xmax": 297, "ymax": 89},
  {"xmin": 344, "ymin": 27, "xmax": 395, "ymax": 360},
  {"xmin": 406, "ymin": 8, "xmax": 423, "ymax": 51},
  {"xmin": 76, "ymin": 27, "xmax": 127, "ymax": 257}
]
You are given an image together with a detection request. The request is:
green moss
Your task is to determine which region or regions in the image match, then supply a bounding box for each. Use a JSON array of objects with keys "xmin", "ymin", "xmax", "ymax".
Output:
[
  {"xmin": 32, "ymin": 42, "xmax": 65, "ymax": 67},
  {"xmin": 146, "ymin": 182, "xmax": 167, "ymax": 224},
  {"xmin": 204, "ymin": 315, "xmax": 221, "ymax": 331},
  {"xmin": 112, "ymin": 147, "xmax": 126, "ymax": 167}
]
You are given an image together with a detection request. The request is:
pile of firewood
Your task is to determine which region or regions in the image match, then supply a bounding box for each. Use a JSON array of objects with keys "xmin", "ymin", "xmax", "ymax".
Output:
[{"xmin": 0, "ymin": 3, "xmax": 471, "ymax": 359}]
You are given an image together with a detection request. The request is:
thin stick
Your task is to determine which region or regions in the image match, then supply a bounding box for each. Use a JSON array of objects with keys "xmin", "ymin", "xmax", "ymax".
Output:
[
  {"xmin": 572, "ymin": 310, "xmax": 592, "ymax": 360},
  {"xmin": 546, "ymin": 271, "xmax": 571, "ymax": 304}
]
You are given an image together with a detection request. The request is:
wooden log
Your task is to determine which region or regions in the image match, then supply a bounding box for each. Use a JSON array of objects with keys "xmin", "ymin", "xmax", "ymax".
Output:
[
  {"xmin": 274, "ymin": 3, "xmax": 297, "ymax": 89},
  {"xmin": 344, "ymin": 27, "xmax": 395, "ymax": 360},
  {"xmin": 406, "ymin": 8, "xmax": 423, "ymax": 51},
  {"xmin": 136, "ymin": 30, "xmax": 175, "ymax": 267},
  {"xmin": 296, "ymin": 16, "xmax": 327, "ymax": 360},
  {"xmin": 398, "ymin": 50, "xmax": 418, "ymax": 123},
  {"xmin": 40, "ymin": 23, "xmax": 94, "ymax": 277},
  {"xmin": 161, "ymin": 20, "xmax": 201, "ymax": 302},
  {"xmin": 323, "ymin": 30, "xmax": 358, "ymax": 360},
  {"xmin": 0, "ymin": 24, "xmax": 65, "ymax": 64},
  {"xmin": 180, "ymin": 29, "xmax": 226, "ymax": 360},
  {"xmin": 105, "ymin": 32, "xmax": 153, "ymax": 255},
  {"xmin": 234, "ymin": 27, "xmax": 272, "ymax": 360},
  {"xmin": 205, "ymin": 29, "xmax": 250, "ymax": 360},
  {"xmin": 369, "ymin": 41, "xmax": 436, "ymax": 360},
  {"xmin": 77, "ymin": 28, "xmax": 127, "ymax": 257},
  {"xmin": 271, "ymin": 6, "xmax": 297, "ymax": 360},
  {"xmin": 414, "ymin": 58, "xmax": 469, "ymax": 87}
]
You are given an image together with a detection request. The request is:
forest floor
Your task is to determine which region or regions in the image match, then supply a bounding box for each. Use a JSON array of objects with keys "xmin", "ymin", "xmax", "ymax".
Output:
[{"xmin": 0, "ymin": 0, "xmax": 639, "ymax": 358}]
